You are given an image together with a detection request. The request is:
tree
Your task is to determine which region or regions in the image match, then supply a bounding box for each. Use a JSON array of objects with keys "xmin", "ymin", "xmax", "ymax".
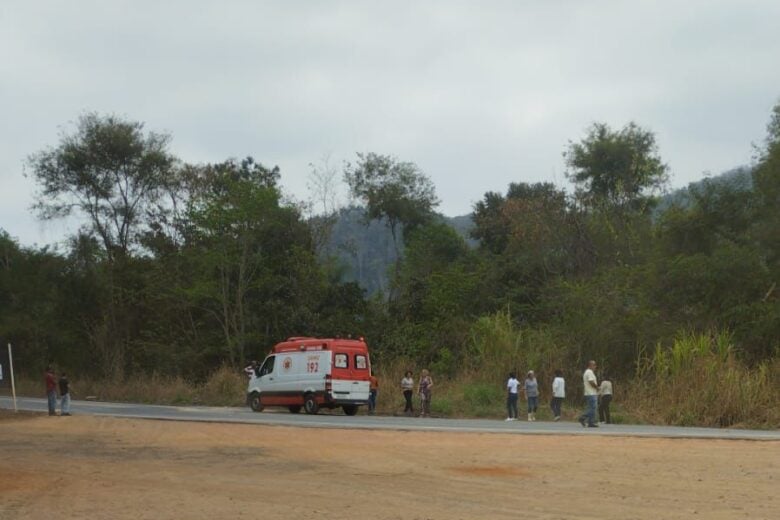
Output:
[
  {"xmin": 28, "ymin": 113, "xmax": 177, "ymax": 261},
  {"xmin": 344, "ymin": 153, "xmax": 439, "ymax": 259},
  {"xmin": 306, "ymin": 155, "xmax": 342, "ymax": 257},
  {"xmin": 0, "ymin": 231, "xmax": 93, "ymax": 374},
  {"xmin": 27, "ymin": 114, "xmax": 178, "ymax": 376},
  {"xmin": 564, "ymin": 122, "xmax": 669, "ymax": 212},
  {"xmin": 752, "ymin": 100, "xmax": 780, "ymax": 270},
  {"xmin": 470, "ymin": 182, "xmax": 594, "ymax": 316},
  {"xmin": 471, "ymin": 190, "xmax": 511, "ymax": 254},
  {"xmin": 183, "ymin": 161, "xmax": 322, "ymax": 367}
]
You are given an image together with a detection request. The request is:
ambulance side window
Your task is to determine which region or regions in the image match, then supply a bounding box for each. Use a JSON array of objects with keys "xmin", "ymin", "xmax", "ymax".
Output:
[
  {"xmin": 334, "ymin": 353, "xmax": 348, "ymax": 368},
  {"xmin": 259, "ymin": 356, "xmax": 275, "ymax": 377},
  {"xmin": 355, "ymin": 355, "xmax": 367, "ymax": 370}
]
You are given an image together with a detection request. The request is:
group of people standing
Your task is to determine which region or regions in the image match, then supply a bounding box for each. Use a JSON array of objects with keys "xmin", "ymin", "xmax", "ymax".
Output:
[
  {"xmin": 44, "ymin": 366, "xmax": 71, "ymax": 416},
  {"xmin": 507, "ymin": 362, "xmax": 613, "ymax": 425},
  {"xmin": 367, "ymin": 369, "xmax": 434, "ymax": 417},
  {"xmin": 398, "ymin": 369, "xmax": 433, "ymax": 417},
  {"xmin": 505, "ymin": 371, "xmax": 542, "ymax": 421}
]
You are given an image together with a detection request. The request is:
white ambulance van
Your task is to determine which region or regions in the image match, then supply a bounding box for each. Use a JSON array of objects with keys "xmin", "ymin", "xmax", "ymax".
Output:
[{"xmin": 246, "ymin": 337, "xmax": 371, "ymax": 415}]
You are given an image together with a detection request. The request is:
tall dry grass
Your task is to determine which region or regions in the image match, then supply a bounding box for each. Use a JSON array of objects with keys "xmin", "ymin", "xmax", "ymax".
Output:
[
  {"xmin": 624, "ymin": 331, "xmax": 780, "ymax": 428},
  {"xmin": 12, "ymin": 365, "xmax": 246, "ymax": 407}
]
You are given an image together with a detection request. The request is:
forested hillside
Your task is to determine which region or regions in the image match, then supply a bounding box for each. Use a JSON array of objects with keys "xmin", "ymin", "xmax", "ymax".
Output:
[
  {"xmin": 325, "ymin": 166, "xmax": 753, "ymax": 296},
  {"xmin": 2, "ymin": 105, "xmax": 779, "ymax": 426}
]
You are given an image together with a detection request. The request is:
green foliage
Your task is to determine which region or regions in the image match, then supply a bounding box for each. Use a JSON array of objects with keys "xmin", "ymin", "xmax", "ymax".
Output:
[
  {"xmin": 345, "ymin": 153, "xmax": 440, "ymax": 236},
  {"xmin": 752, "ymin": 100, "xmax": 780, "ymax": 272},
  {"xmin": 429, "ymin": 396, "xmax": 454, "ymax": 416},
  {"xmin": 344, "ymin": 153, "xmax": 439, "ymax": 276},
  {"xmin": 462, "ymin": 382, "xmax": 503, "ymax": 410},
  {"xmin": 28, "ymin": 112, "xmax": 176, "ymax": 260},
  {"xmin": 564, "ymin": 121, "xmax": 669, "ymax": 211},
  {"xmin": 431, "ymin": 347, "xmax": 455, "ymax": 377},
  {"xmin": 395, "ymin": 222, "xmax": 476, "ymax": 321}
]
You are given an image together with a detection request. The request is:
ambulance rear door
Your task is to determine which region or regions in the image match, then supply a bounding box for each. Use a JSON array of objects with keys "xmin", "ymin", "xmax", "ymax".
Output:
[{"xmin": 330, "ymin": 350, "xmax": 370, "ymax": 401}]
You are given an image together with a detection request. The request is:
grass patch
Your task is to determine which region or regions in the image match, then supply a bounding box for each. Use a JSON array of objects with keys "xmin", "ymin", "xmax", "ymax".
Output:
[{"xmin": 625, "ymin": 332, "xmax": 780, "ymax": 428}]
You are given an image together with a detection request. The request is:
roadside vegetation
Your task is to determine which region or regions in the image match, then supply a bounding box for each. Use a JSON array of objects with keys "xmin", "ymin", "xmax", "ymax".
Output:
[{"xmin": 2, "ymin": 101, "xmax": 779, "ymax": 428}]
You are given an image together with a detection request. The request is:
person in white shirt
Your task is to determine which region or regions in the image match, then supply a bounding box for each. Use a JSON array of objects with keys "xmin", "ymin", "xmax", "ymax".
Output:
[
  {"xmin": 578, "ymin": 360, "xmax": 599, "ymax": 428},
  {"xmin": 401, "ymin": 371, "xmax": 415, "ymax": 416},
  {"xmin": 244, "ymin": 360, "xmax": 258, "ymax": 379},
  {"xmin": 598, "ymin": 373, "xmax": 613, "ymax": 424},
  {"xmin": 506, "ymin": 372, "xmax": 519, "ymax": 421},
  {"xmin": 550, "ymin": 369, "xmax": 565, "ymax": 421}
]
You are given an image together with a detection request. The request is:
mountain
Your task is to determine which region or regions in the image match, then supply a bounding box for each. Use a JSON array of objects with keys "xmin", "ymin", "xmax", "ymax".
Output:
[
  {"xmin": 657, "ymin": 166, "xmax": 753, "ymax": 213},
  {"xmin": 322, "ymin": 207, "xmax": 474, "ymax": 295}
]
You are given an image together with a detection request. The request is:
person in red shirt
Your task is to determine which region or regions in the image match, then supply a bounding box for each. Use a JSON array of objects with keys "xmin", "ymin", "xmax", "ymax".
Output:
[
  {"xmin": 45, "ymin": 366, "xmax": 57, "ymax": 416},
  {"xmin": 368, "ymin": 373, "xmax": 379, "ymax": 415}
]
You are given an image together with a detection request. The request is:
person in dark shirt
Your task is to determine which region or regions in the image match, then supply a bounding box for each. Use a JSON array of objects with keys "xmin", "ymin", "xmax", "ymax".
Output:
[
  {"xmin": 45, "ymin": 366, "xmax": 57, "ymax": 416},
  {"xmin": 59, "ymin": 373, "xmax": 71, "ymax": 416}
]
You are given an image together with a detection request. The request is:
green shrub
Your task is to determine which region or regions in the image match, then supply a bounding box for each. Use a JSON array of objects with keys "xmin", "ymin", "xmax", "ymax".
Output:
[
  {"xmin": 462, "ymin": 382, "xmax": 501, "ymax": 408},
  {"xmin": 430, "ymin": 396, "xmax": 453, "ymax": 416}
]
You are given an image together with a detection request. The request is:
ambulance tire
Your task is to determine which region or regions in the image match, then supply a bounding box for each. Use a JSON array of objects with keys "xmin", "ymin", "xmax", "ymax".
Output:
[
  {"xmin": 342, "ymin": 405, "xmax": 358, "ymax": 416},
  {"xmin": 249, "ymin": 392, "xmax": 264, "ymax": 412},
  {"xmin": 303, "ymin": 394, "xmax": 319, "ymax": 415},
  {"xmin": 288, "ymin": 405, "xmax": 302, "ymax": 414}
]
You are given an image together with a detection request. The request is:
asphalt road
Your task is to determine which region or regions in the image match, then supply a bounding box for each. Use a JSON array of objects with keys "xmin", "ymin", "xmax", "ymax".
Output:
[{"xmin": 2, "ymin": 395, "xmax": 779, "ymax": 441}]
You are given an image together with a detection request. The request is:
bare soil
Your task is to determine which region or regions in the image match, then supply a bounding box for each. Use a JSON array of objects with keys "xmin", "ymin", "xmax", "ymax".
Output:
[{"xmin": 1, "ymin": 410, "xmax": 777, "ymax": 519}]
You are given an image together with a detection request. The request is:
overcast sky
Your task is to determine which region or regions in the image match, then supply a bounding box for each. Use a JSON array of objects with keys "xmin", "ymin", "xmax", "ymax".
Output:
[{"xmin": 2, "ymin": 1, "xmax": 779, "ymax": 247}]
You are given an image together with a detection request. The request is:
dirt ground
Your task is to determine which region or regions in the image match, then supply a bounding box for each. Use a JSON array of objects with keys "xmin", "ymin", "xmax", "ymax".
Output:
[{"xmin": 1, "ymin": 411, "xmax": 777, "ymax": 520}]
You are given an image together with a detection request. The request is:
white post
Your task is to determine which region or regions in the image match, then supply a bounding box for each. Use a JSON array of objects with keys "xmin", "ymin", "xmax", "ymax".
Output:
[{"xmin": 8, "ymin": 343, "xmax": 17, "ymax": 413}]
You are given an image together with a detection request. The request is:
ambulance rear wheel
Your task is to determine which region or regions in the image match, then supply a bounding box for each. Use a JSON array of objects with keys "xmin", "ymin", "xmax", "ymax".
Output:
[
  {"xmin": 288, "ymin": 405, "xmax": 301, "ymax": 414},
  {"xmin": 342, "ymin": 405, "xmax": 358, "ymax": 416},
  {"xmin": 249, "ymin": 393, "xmax": 264, "ymax": 412},
  {"xmin": 303, "ymin": 394, "xmax": 319, "ymax": 415}
]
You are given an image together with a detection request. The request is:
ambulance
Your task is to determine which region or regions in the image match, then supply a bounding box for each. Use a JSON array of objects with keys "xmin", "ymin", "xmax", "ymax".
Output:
[{"xmin": 246, "ymin": 337, "xmax": 371, "ymax": 415}]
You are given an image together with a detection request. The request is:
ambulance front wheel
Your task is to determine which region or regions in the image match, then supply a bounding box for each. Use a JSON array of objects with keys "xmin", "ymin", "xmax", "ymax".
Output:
[
  {"xmin": 249, "ymin": 393, "xmax": 264, "ymax": 412},
  {"xmin": 303, "ymin": 394, "xmax": 319, "ymax": 415},
  {"xmin": 342, "ymin": 405, "xmax": 358, "ymax": 416}
]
